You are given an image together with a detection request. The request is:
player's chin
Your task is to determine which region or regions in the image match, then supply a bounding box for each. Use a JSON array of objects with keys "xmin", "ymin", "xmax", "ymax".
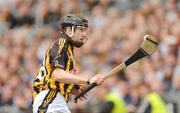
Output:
[{"xmin": 72, "ymin": 41, "xmax": 85, "ymax": 48}]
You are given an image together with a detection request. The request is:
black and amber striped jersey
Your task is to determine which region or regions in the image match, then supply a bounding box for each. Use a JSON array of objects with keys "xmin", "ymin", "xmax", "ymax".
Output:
[{"xmin": 33, "ymin": 31, "xmax": 76, "ymax": 101}]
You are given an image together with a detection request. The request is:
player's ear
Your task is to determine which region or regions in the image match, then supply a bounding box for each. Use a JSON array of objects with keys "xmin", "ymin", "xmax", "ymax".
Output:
[
  {"xmin": 66, "ymin": 26, "xmax": 74, "ymax": 37},
  {"xmin": 65, "ymin": 26, "xmax": 71, "ymax": 35}
]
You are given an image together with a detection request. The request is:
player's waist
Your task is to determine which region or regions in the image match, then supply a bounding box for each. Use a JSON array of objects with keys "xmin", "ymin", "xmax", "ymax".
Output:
[
  {"xmin": 34, "ymin": 81, "xmax": 74, "ymax": 92},
  {"xmin": 33, "ymin": 89, "xmax": 71, "ymax": 103},
  {"xmin": 33, "ymin": 83, "xmax": 74, "ymax": 101},
  {"xmin": 33, "ymin": 89, "xmax": 68, "ymax": 111}
]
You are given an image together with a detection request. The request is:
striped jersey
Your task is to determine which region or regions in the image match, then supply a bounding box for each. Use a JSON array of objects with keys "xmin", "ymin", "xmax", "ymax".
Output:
[{"xmin": 33, "ymin": 31, "xmax": 76, "ymax": 102}]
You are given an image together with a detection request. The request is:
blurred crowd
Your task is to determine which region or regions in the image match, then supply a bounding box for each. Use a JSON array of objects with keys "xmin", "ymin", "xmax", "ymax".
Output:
[{"xmin": 0, "ymin": 0, "xmax": 180, "ymax": 113}]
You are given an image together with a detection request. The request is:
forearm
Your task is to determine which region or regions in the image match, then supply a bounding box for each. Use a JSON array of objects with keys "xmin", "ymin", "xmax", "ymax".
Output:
[{"xmin": 53, "ymin": 68, "xmax": 88, "ymax": 85}]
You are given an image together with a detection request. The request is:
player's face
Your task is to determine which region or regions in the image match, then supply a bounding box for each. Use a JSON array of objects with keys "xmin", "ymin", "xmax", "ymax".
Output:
[{"xmin": 72, "ymin": 26, "xmax": 88, "ymax": 48}]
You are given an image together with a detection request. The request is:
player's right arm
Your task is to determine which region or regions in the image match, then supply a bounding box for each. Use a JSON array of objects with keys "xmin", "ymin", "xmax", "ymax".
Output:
[
  {"xmin": 53, "ymin": 68, "xmax": 104, "ymax": 85},
  {"xmin": 50, "ymin": 39, "xmax": 104, "ymax": 86}
]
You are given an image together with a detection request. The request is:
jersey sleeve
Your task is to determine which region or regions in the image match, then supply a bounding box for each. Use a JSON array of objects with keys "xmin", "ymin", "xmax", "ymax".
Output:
[{"xmin": 49, "ymin": 38, "xmax": 68, "ymax": 70}]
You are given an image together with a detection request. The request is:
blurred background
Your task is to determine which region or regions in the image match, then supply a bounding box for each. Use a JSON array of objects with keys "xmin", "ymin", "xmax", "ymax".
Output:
[{"xmin": 0, "ymin": 0, "xmax": 179, "ymax": 113}]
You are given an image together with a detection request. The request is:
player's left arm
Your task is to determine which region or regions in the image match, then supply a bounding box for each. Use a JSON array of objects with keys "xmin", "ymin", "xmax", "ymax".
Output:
[{"xmin": 71, "ymin": 84, "xmax": 88, "ymax": 101}]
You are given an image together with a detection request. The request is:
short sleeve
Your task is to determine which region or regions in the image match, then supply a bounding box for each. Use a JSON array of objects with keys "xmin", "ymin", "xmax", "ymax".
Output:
[
  {"xmin": 49, "ymin": 38, "xmax": 68, "ymax": 70},
  {"xmin": 53, "ymin": 51, "xmax": 67, "ymax": 69}
]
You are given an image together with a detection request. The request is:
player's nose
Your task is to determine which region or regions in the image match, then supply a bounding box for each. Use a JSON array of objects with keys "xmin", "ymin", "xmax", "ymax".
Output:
[{"xmin": 82, "ymin": 30, "xmax": 88, "ymax": 36}]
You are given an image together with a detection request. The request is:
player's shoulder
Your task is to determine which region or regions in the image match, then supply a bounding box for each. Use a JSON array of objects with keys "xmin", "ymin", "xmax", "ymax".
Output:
[
  {"xmin": 56, "ymin": 33, "xmax": 69, "ymax": 49},
  {"xmin": 57, "ymin": 30, "xmax": 72, "ymax": 44},
  {"xmin": 49, "ymin": 31, "xmax": 70, "ymax": 54}
]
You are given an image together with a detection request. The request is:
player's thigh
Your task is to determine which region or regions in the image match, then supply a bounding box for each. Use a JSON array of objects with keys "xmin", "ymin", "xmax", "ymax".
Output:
[
  {"xmin": 46, "ymin": 111, "xmax": 71, "ymax": 113},
  {"xmin": 47, "ymin": 109, "xmax": 71, "ymax": 113},
  {"xmin": 46, "ymin": 93, "xmax": 71, "ymax": 113},
  {"xmin": 46, "ymin": 105, "xmax": 71, "ymax": 113}
]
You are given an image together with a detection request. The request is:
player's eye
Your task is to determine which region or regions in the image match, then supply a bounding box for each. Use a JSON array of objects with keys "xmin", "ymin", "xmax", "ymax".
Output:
[
  {"xmin": 76, "ymin": 26, "xmax": 87, "ymax": 31},
  {"xmin": 81, "ymin": 28, "xmax": 86, "ymax": 31}
]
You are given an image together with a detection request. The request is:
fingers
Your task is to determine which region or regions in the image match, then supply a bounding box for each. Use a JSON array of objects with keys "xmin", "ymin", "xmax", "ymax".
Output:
[
  {"xmin": 96, "ymin": 74, "xmax": 104, "ymax": 85},
  {"xmin": 75, "ymin": 93, "xmax": 88, "ymax": 102},
  {"xmin": 89, "ymin": 74, "xmax": 104, "ymax": 85}
]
